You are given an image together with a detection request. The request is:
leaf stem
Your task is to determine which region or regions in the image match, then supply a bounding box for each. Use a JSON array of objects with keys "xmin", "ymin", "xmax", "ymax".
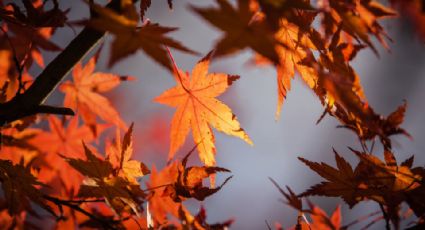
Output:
[{"xmin": 165, "ymin": 46, "xmax": 191, "ymax": 93}]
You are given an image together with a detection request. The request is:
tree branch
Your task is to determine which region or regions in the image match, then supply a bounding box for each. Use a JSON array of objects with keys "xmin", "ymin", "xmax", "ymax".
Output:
[
  {"xmin": 0, "ymin": 0, "xmax": 123, "ymax": 126},
  {"xmin": 43, "ymin": 195, "xmax": 118, "ymax": 230},
  {"xmin": 35, "ymin": 105, "xmax": 75, "ymax": 116},
  {"xmin": 380, "ymin": 204, "xmax": 391, "ymax": 230}
]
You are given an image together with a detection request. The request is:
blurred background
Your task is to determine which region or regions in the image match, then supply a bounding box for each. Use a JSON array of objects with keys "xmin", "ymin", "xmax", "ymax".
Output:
[{"xmin": 39, "ymin": 0, "xmax": 425, "ymax": 229}]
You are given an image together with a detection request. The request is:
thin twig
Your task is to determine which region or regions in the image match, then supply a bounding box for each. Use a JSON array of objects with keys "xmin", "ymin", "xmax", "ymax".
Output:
[
  {"xmin": 341, "ymin": 210, "xmax": 381, "ymax": 229},
  {"xmin": 131, "ymin": 216, "xmax": 143, "ymax": 230},
  {"xmin": 144, "ymin": 183, "xmax": 173, "ymax": 192},
  {"xmin": 63, "ymin": 198, "xmax": 105, "ymax": 204},
  {"xmin": 43, "ymin": 195, "xmax": 118, "ymax": 230},
  {"xmin": 361, "ymin": 215, "xmax": 384, "ymax": 230},
  {"xmin": 360, "ymin": 139, "xmax": 369, "ymax": 153},
  {"xmin": 265, "ymin": 220, "xmax": 272, "ymax": 230},
  {"xmin": 370, "ymin": 138, "xmax": 376, "ymax": 153},
  {"xmin": 380, "ymin": 204, "xmax": 391, "ymax": 230}
]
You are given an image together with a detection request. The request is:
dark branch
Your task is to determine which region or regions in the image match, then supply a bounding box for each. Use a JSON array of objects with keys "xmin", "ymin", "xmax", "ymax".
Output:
[
  {"xmin": 0, "ymin": 0, "xmax": 123, "ymax": 126},
  {"xmin": 380, "ymin": 204, "xmax": 391, "ymax": 230},
  {"xmin": 43, "ymin": 195, "xmax": 118, "ymax": 230},
  {"xmin": 35, "ymin": 105, "xmax": 74, "ymax": 116}
]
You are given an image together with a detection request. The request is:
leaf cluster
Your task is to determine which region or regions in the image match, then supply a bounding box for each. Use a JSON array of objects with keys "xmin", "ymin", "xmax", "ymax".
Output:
[{"xmin": 0, "ymin": 0, "xmax": 424, "ymax": 229}]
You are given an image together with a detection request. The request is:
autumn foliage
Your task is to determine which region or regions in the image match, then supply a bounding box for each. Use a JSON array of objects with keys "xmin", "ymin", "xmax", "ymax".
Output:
[{"xmin": 0, "ymin": 0, "xmax": 424, "ymax": 229}]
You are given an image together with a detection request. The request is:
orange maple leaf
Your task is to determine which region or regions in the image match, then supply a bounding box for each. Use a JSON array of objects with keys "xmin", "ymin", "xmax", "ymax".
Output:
[
  {"xmin": 0, "ymin": 126, "xmax": 39, "ymax": 165},
  {"xmin": 191, "ymin": 0, "xmax": 280, "ymax": 64},
  {"xmin": 0, "ymin": 49, "xmax": 33, "ymax": 101},
  {"xmin": 299, "ymin": 148, "xmax": 422, "ymax": 213},
  {"xmin": 8, "ymin": 24, "xmax": 61, "ymax": 68},
  {"xmin": 86, "ymin": 0, "xmax": 195, "ymax": 69},
  {"xmin": 254, "ymin": 19, "xmax": 318, "ymax": 118},
  {"xmin": 309, "ymin": 204, "xmax": 341, "ymax": 230},
  {"xmin": 60, "ymin": 56, "xmax": 130, "ymax": 133},
  {"xmin": 159, "ymin": 150, "xmax": 233, "ymax": 202},
  {"xmin": 154, "ymin": 52, "xmax": 253, "ymax": 166},
  {"xmin": 147, "ymin": 163, "xmax": 181, "ymax": 225},
  {"xmin": 318, "ymin": 0, "xmax": 396, "ymax": 53},
  {"xmin": 64, "ymin": 144, "xmax": 146, "ymax": 217},
  {"xmin": 30, "ymin": 116, "xmax": 106, "ymax": 191},
  {"xmin": 0, "ymin": 159, "xmax": 52, "ymax": 216},
  {"xmin": 106, "ymin": 123, "xmax": 150, "ymax": 183},
  {"xmin": 287, "ymin": 204, "xmax": 342, "ymax": 230},
  {"xmin": 0, "ymin": 209, "xmax": 27, "ymax": 229}
]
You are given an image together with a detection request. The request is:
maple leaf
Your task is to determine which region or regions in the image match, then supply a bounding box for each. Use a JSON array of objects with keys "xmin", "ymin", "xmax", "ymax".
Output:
[
  {"xmin": 349, "ymin": 148, "xmax": 422, "ymax": 226},
  {"xmin": 1, "ymin": 0, "xmax": 67, "ymax": 46},
  {"xmin": 140, "ymin": 0, "xmax": 173, "ymax": 21},
  {"xmin": 64, "ymin": 143, "xmax": 146, "ymax": 216},
  {"xmin": 155, "ymin": 52, "xmax": 253, "ymax": 166},
  {"xmin": 283, "ymin": 203, "xmax": 342, "ymax": 230},
  {"xmin": 0, "ymin": 115, "xmax": 39, "ymax": 165},
  {"xmin": 147, "ymin": 163, "xmax": 182, "ymax": 225},
  {"xmin": 299, "ymin": 149, "xmax": 381, "ymax": 207},
  {"xmin": 269, "ymin": 178, "xmax": 302, "ymax": 211},
  {"xmin": 0, "ymin": 49, "xmax": 16, "ymax": 101},
  {"xmin": 64, "ymin": 143, "xmax": 113, "ymax": 179},
  {"xmin": 176, "ymin": 205, "xmax": 234, "ymax": 230},
  {"xmin": 0, "ymin": 48, "xmax": 33, "ymax": 101},
  {"xmin": 6, "ymin": 17, "xmax": 62, "ymax": 67},
  {"xmin": 140, "ymin": 0, "xmax": 151, "ymax": 20},
  {"xmin": 163, "ymin": 151, "xmax": 233, "ymax": 202},
  {"xmin": 78, "ymin": 177, "xmax": 145, "ymax": 217},
  {"xmin": 0, "ymin": 159, "xmax": 52, "ymax": 215},
  {"xmin": 353, "ymin": 149, "xmax": 421, "ymax": 192},
  {"xmin": 0, "ymin": 125, "xmax": 39, "ymax": 165},
  {"xmin": 122, "ymin": 214, "xmax": 148, "ymax": 230},
  {"xmin": 405, "ymin": 165, "xmax": 425, "ymax": 221},
  {"xmin": 273, "ymin": 22, "xmax": 318, "ymax": 118},
  {"xmin": 191, "ymin": 0, "xmax": 281, "ymax": 64},
  {"xmin": 308, "ymin": 203, "xmax": 342, "ymax": 230},
  {"xmin": 0, "ymin": 209, "xmax": 27, "ymax": 230},
  {"xmin": 317, "ymin": 65, "xmax": 409, "ymax": 148},
  {"xmin": 7, "ymin": 0, "xmax": 68, "ymax": 28},
  {"xmin": 314, "ymin": 40, "xmax": 366, "ymax": 113},
  {"xmin": 302, "ymin": 28, "xmax": 410, "ymax": 148},
  {"xmin": 318, "ymin": 0, "xmax": 397, "ymax": 52},
  {"xmin": 30, "ymin": 115, "xmax": 106, "ymax": 191},
  {"xmin": 86, "ymin": 1, "xmax": 195, "ymax": 69},
  {"xmin": 60, "ymin": 56, "xmax": 129, "ymax": 133},
  {"xmin": 106, "ymin": 123, "xmax": 150, "ymax": 183},
  {"xmin": 300, "ymin": 147, "xmax": 422, "ymax": 226},
  {"xmin": 253, "ymin": 19, "xmax": 318, "ymax": 118},
  {"xmin": 270, "ymin": 179, "xmax": 343, "ymax": 230},
  {"xmin": 147, "ymin": 154, "xmax": 231, "ymax": 228},
  {"xmin": 257, "ymin": 0, "xmax": 316, "ymax": 32}
]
